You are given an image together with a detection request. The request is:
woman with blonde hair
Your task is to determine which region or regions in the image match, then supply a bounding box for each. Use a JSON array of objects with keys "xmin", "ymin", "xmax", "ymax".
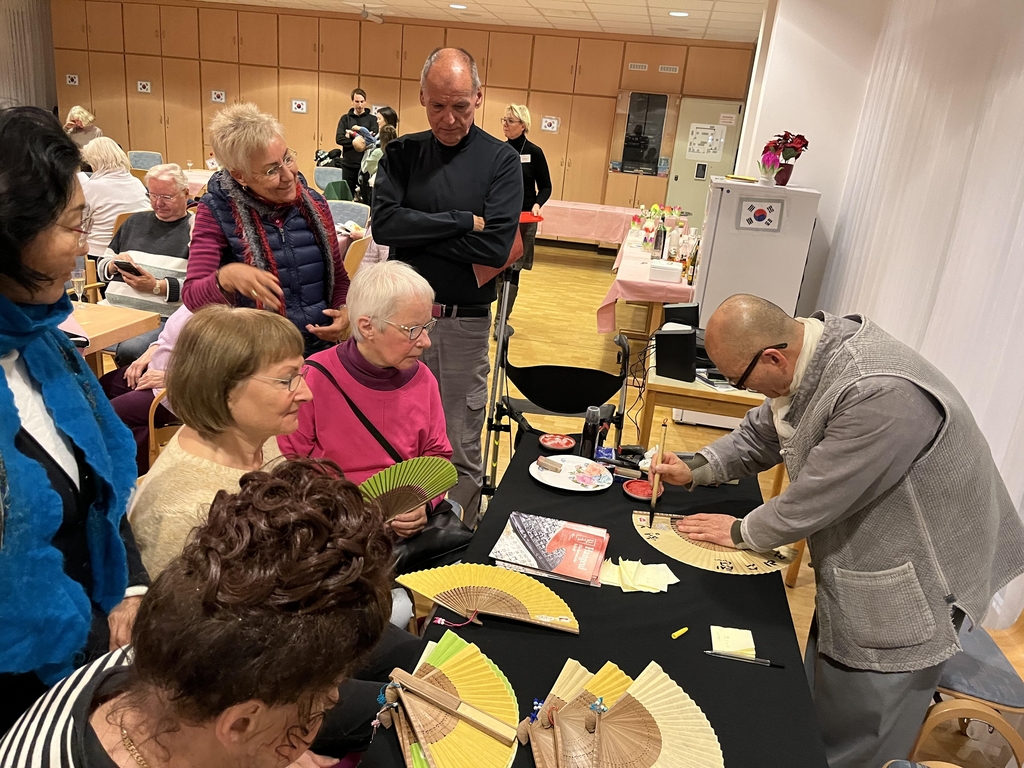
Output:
[
  {"xmin": 63, "ymin": 105, "xmax": 102, "ymax": 148},
  {"xmin": 80, "ymin": 137, "xmax": 150, "ymax": 255},
  {"xmin": 184, "ymin": 103, "xmax": 350, "ymax": 356}
]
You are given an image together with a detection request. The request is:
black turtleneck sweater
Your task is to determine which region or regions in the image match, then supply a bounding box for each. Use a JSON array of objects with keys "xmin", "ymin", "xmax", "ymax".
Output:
[
  {"xmin": 371, "ymin": 124, "xmax": 523, "ymax": 306},
  {"xmin": 506, "ymin": 134, "xmax": 552, "ymax": 212}
]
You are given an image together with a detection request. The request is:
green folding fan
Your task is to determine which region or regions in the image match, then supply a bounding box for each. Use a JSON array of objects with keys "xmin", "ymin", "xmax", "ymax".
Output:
[{"xmin": 359, "ymin": 456, "xmax": 458, "ymax": 521}]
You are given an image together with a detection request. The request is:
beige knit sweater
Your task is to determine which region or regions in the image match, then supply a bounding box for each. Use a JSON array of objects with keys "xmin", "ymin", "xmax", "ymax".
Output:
[{"xmin": 129, "ymin": 432, "xmax": 282, "ymax": 577}]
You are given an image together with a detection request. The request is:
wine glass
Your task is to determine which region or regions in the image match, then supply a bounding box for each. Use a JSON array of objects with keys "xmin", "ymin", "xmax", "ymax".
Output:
[
  {"xmin": 186, "ymin": 160, "xmax": 194, "ymax": 171},
  {"xmin": 71, "ymin": 269, "xmax": 86, "ymax": 305}
]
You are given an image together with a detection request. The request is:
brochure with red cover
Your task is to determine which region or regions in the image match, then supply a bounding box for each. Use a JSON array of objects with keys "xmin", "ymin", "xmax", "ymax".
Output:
[{"xmin": 489, "ymin": 511, "xmax": 609, "ymax": 586}]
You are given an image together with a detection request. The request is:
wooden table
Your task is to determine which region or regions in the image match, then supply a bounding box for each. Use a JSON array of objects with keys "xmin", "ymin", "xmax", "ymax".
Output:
[{"xmin": 73, "ymin": 303, "xmax": 161, "ymax": 376}]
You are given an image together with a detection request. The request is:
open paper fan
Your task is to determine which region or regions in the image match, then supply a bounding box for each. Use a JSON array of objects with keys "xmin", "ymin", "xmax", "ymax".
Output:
[
  {"xmin": 518, "ymin": 659, "xmax": 596, "ymax": 768},
  {"xmin": 553, "ymin": 662, "xmax": 634, "ymax": 768},
  {"xmin": 359, "ymin": 456, "xmax": 458, "ymax": 521},
  {"xmin": 595, "ymin": 662, "xmax": 724, "ymax": 768},
  {"xmin": 632, "ymin": 511, "xmax": 797, "ymax": 575},
  {"xmin": 390, "ymin": 631, "xmax": 518, "ymax": 768},
  {"xmin": 397, "ymin": 563, "xmax": 580, "ymax": 634}
]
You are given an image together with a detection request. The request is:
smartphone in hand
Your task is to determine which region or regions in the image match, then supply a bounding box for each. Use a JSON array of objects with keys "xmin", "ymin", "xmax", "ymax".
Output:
[{"xmin": 114, "ymin": 260, "xmax": 143, "ymax": 277}]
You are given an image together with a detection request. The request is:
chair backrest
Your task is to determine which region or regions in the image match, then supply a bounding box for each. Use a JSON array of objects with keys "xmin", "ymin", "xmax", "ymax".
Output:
[
  {"xmin": 113, "ymin": 211, "xmax": 134, "ymax": 236},
  {"xmin": 328, "ymin": 200, "xmax": 371, "ymax": 229},
  {"xmin": 128, "ymin": 150, "xmax": 163, "ymax": 170},
  {"xmin": 148, "ymin": 390, "xmax": 182, "ymax": 471},
  {"xmin": 343, "ymin": 235, "xmax": 372, "ymax": 277},
  {"xmin": 323, "ymin": 179, "xmax": 353, "ymax": 201},
  {"xmin": 314, "ymin": 166, "xmax": 347, "ymax": 192}
]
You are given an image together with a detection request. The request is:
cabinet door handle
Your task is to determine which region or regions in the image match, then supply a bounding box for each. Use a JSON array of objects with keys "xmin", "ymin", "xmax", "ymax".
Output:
[
  {"xmin": 232, "ymin": 35, "xmax": 236, "ymax": 46},
  {"xmin": 239, "ymin": 36, "xmax": 243, "ymax": 46},
  {"xmin": 560, "ymin": 157, "xmax": 564, "ymax": 166}
]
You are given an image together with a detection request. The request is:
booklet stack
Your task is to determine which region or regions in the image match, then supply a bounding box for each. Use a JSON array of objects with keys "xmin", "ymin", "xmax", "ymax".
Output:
[{"xmin": 489, "ymin": 511, "xmax": 609, "ymax": 587}]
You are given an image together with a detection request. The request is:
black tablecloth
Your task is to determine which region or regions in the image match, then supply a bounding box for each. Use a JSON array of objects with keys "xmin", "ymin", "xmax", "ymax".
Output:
[{"xmin": 363, "ymin": 435, "xmax": 828, "ymax": 767}]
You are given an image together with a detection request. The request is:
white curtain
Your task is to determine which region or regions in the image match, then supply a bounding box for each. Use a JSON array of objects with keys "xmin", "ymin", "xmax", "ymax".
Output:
[{"xmin": 819, "ymin": 0, "xmax": 1024, "ymax": 627}]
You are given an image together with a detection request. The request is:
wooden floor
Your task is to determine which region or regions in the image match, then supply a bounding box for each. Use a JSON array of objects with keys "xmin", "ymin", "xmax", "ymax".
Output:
[{"xmin": 481, "ymin": 240, "xmax": 1024, "ymax": 768}]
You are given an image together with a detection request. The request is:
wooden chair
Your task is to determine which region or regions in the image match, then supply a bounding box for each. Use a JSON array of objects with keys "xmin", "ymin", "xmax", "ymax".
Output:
[
  {"xmin": 147, "ymin": 390, "xmax": 182, "ymax": 471},
  {"xmin": 129, "ymin": 168, "xmax": 148, "ymax": 183},
  {"xmin": 343, "ymin": 235, "xmax": 372, "ymax": 277},
  {"xmin": 113, "ymin": 211, "xmax": 133, "ymax": 237},
  {"xmin": 909, "ymin": 699, "xmax": 1024, "ymax": 764}
]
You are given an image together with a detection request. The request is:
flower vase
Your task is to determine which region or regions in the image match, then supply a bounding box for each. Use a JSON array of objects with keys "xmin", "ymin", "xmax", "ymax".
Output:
[
  {"xmin": 757, "ymin": 174, "xmax": 776, "ymax": 186},
  {"xmin": 774, "ymin": 163, "xmax": 794, "ymax": 186}
]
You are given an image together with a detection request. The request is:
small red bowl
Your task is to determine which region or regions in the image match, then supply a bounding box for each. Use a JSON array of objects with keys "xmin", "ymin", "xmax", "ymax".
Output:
[
  {"xmin": 539, "ymin": 433, "xmax": 576, "ymax": 452},
  {"xmin": 623, "ymin": 478, "xmax": 664, "ymax": 501}
]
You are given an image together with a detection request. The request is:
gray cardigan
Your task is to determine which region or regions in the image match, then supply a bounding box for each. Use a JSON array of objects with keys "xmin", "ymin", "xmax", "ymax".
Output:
[{"xmin": 694, "ymin": 312, "xmax": 1024, "ymax": 672}]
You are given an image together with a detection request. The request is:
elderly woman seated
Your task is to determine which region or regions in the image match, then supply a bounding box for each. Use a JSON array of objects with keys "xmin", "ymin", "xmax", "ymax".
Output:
[
  {"xmin": 279, "ymin": 260, "xmax": 452, "ymax": 540},
  {"xmin": 1, "ymin": 458, "xmax": 418, "ymax": 765}
]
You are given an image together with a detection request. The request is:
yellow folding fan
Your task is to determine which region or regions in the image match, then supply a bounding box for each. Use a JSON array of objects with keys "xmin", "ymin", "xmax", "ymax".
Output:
[
  {"xmin": 516, "ymin": 659, "xmax": 603, "ymax": 768},
  {"xmin": 385, "ymin": 630, "xmax": 519, "ymax": 768},
  {"xmin": 552, "ymin": 662, "xmax": 634, "ymax": 768},
  {"xmin": 359, "ymin": 456, "xmax": 458, "ymax": 521},
  {"xmin": 397, "ymin": 563, "xmax": 580, "ymax": 634}
]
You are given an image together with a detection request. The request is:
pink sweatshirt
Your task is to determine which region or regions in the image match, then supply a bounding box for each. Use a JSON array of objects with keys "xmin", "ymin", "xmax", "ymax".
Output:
[{"xmin": 277, "ymin": 347, "xmax": 452, "ymax": 485}]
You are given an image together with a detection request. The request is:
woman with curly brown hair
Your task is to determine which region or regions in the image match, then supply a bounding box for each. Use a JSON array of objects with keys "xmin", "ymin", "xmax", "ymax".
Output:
[{"xmin": 0, "ymin": 458, "xmax": 415, "ymax": 767}]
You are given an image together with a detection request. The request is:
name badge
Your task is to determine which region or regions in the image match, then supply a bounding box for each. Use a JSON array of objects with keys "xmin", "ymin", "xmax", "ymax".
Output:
[{"xmin": 520, "ymin": 154, "xmax": 531, "ymax": 163}]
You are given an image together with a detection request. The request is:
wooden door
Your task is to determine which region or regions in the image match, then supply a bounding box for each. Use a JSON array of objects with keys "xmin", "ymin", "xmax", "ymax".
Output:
[
  {"xmin": 160, "ymin": 6, "xmax": 197, "ymax": 58},
  {"xmin": 239, "ymin": 65, "xmax": 279, "ymax": 118},
  {"xmin": 621, "ymin": 42, "xmax": 687, "ymax": 94},
  {"xmin": 199, "ymin": 9, "xmax": 237, "ymax": 63},
  {"xmin": 360, "ymin": 23, "xmax": 401, "ymax": 78},
  {"xmin": 604, "ymin": 172, "xmax": 638, "ymax": 208},
  {"xmin": 683, "ymin": 48, "xmax": 752, "ymax": 99},
  {"xmin": 54, "ymin": 49, "xmax": 92, "ymax": 119},
  {"xmin": 563, "ymin": 95, "xmax": 615, "ymax": 204},
  {"xmin": 88, "ymin": 52, "xmax": 129, "ymax": 148},
  {"xmin": 635, "ymin": 174, "xmax": 667, "ymax": 208},
  {"xmin": 163, "ymin": 58, "xmax": 203, "ymax": 169},
  {"xmin": 358, "ymin": 76, "xmax": 401, "ymax": 116},
  {"xmin": 122, "ymin": 4, "xmax": 160, "ymax": 55},
  {"xmin": 399, "ymin": 79, "xmax": 428, "ymax": 135},
  {"xmin": 51, "ymin": 0, "xmax": 88, "ymax": 49},
  {"xmin": 278, "ymin": 15, "xmax": 318, "ymax": 71},
  {"xmin": 86, "ymin": 1, "xmax": 123, "ymax": 52},
  {"xmin": 575, "ymin": 39, "xmax": 622, "ymax": 96},
  {"xmin": 445, "ymin": 28, "xmax": 487, "ymax": 83},
  {"xmin": 200, "ymin": 61, "xmax": 239, "ymax": 146},
  {"xmin": 238, "ymin": 12, "xmax": 277, "ymax": 66},
  {"xmin": 530, "ymin": 36, "xmax": 577, "ymax": 93},
  {"xmin": 278, "ymin": 69, "xmax": 319, "ymax": 182},
  {"xmin": 526, "ymin": 91, "xmax": 572, "ymax": 200},
  {"xmin": 486, "ymin": 32, "xmax": 531, "ymax": 89},
  {"xmin": 125, "ymin": 54, "xmax": 165, "ymax": 155},
  {"xmin": 480, "ymin": 86, "xmax": 525, "ymax": 140},
  {"xmin": 319, "ymin": 18, "xmax": 358, "ymax": 74},
  {"xmin": 318, "ymin": 72, "xmax": 358, "ymax": 147},
  {"xmin": 401, "ymin": 25, "xmax": 444, "ymax": 80}
]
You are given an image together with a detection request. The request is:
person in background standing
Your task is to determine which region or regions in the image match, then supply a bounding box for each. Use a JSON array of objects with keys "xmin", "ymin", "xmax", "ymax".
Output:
[
  {"xmin": 497, "ymin": 103, "xmax": 551, "ymax": 325},
  {"xmin": 335, "ymin": 88, "xmax": 378, "ymax": 202},
  {"xmin": 80, "ymin": 137, "xmax": 150, "ymax": 257},
  {"xmin": 63, "ymin": 106, "xmax": 102, "ymax": 149},
  {"xmin": 359, "ymin": 124, "xmax": 398, "ymax": 210}
]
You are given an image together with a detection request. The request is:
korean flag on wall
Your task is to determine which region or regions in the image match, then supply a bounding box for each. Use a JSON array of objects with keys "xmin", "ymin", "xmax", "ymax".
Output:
[{"xmin": 738, "ymin": 199, "xmax": 784, "ymax": 232}]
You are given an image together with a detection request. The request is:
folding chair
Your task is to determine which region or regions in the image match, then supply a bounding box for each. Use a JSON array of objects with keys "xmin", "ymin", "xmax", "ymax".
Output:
[
  {"xmin": 128, "ymin": 151, "xmax": 163, "ymax": 170},
  {"xmin": 328, "ymin": 200, "xmax": 371, "ymax": 229},
  {"xmin": 343, "ymin": 235, "xmax": 371, "ymax": 277}
]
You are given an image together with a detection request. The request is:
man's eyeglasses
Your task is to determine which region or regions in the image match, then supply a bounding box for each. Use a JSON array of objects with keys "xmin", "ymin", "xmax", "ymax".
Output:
[
  {"xmin": 59, "ymin": 208, "xmax": 94, "ymax": 248},
  {"xmin": 382, "ymin": 318, "xmax": 437, "ymax": 341},
  {"xmin": 260, "ymin": 149, "xmax": 298, "ymax": 179},
  {"xmin": 253, "ymin": 368, "xmax": 307, "ymax": 391},
  {"xmin": 148, "ymin": 191, "xmax": 184, "ymax": 201},
  {"xmin": 732, "ymin": 343, "xmax": 788, "ymax": 391}
]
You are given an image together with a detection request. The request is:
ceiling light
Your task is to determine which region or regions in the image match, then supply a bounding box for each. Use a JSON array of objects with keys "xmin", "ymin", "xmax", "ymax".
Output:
[
  {"xmin": 449, "ymin": 3, "xmax": 467, "ymax": 7},
  {"xmin": 669, "ymin": 10, "xmax": 690, "ymax": 16},
  {"xmin": 360, "ymin": 4, "xmax": 384, "ymax": 23}
]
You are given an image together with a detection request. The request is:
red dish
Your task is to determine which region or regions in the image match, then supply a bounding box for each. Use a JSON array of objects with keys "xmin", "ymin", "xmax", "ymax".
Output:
[
  {"xmin": 623, "ymin": 479, "xmax": 664, "ymax": 501},
  {"xmin": 520, "ymin": 212, "xmax": 544, "ymax": 223},
  {"xmin": 539, "ymin": 433, "xmax": 576, "ymax": 452}
]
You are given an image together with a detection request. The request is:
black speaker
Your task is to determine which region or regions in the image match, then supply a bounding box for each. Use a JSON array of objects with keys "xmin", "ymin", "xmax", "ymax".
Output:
[
  {"xmin": 654, "ymin": 326, "xmax": 696, "ymax": 382},
  {"xmin": 663, "ymin": 302, "xmax": 699, "ymax": 328}
]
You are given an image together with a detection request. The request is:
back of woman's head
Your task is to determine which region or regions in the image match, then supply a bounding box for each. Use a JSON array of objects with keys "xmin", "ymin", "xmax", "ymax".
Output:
[
  {"xmin": 129, "ymin": 458, "xmax": 394, "ymax": 725},
  {"xmin": 378, "ymin": 125, "xmax": 398, "ymax": 151},
  {"xmin": 168, "ymin": 305, "xmax": 304, "ymax": 437},
  {"xmin": 0, "ymin": 106, "xmax": 81, "ymax": 288},
  {"xmin": 66, "ymin": 106, "xmax": 95, "ymax": 126},
  {"xmin": 81, "ymin": 136, "xmax": 131, "ymax": 174}
]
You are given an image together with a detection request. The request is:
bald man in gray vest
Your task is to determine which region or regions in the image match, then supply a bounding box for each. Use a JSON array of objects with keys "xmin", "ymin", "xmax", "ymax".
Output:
[{"xmin": 653, "ymin": 294, "xmax": 1024, "ymax": 767}]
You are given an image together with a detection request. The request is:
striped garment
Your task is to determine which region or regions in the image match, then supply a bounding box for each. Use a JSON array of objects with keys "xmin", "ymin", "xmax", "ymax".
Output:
[{"xmin": 0, "ymin": 649, "xmax": 131, "ymax": 768}]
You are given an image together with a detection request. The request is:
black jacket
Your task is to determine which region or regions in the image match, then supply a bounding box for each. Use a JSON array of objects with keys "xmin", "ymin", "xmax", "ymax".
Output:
[{"xmin": 335, "ymin": 109, "xmax": 379, "ymax": 168}]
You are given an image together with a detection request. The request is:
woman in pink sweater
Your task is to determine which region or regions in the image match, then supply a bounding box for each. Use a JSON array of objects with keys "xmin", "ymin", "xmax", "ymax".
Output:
[{"xmin": 278, "ymin": 260, "xmax": 451, "ymax": 539}]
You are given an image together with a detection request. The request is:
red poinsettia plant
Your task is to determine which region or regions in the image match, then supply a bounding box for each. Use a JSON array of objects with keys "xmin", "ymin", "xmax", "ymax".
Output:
[{"xmin": 763, "ymin": 131, "xmax": 809, "ymax": 163}]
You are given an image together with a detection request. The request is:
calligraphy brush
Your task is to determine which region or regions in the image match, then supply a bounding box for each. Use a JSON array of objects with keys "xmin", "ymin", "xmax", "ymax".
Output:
[{"xmin": 649, "ymin": 419, "xmax": 668, "ymax": 526}]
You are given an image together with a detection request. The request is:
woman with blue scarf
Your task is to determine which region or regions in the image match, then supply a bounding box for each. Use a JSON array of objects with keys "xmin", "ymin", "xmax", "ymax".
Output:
[{"xmin": 0, "ymin": 107, "xmax": 149, "ymax": 733}]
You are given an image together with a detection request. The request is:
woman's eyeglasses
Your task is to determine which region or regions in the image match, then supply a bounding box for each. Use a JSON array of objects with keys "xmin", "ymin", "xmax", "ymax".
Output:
[
  {"xmin": 261, "ymin": 149, "xmax": 298, "ymax": 179},
  {"xmin": 382, "ymin": 318, "xmax": 438, "ymax": 340},
  {"xmin": 59, "ymin": 209, "xmax": 94, "ymax": 247},
  {"xmin": 253, "ymin": 368, "xmax": 308, "ymax": 391},
  {"xmin": 500, "ymin": 117, "xmax": 521, "ymax": 126},
  {"xmin": 731, "ymin": 343, "xmax": 788, "ymax": 390}
]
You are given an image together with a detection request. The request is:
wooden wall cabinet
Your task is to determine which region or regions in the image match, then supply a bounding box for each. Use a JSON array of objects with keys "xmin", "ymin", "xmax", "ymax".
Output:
[
  {"xmin": 54, "ymin": 49, "xmax": 92, "ymax": 118},
  {"xmin": 399, "ymin": 79, "xmax": 429, "ymax": 135},
  {"xmin": 85, "ymin": 1, "xmax": 123, "ymax": 52},
  {"xmin": 319, "ymin": 19, "xmax": 358, "ymax": 74},
  {"xmin": 199, "ymin": 9, "xmax": 237, "ymax": 63},
  {"xmin": 51, "ymin": 0, "xmax": 88, "ymax": 50},
  {"xmin": 200, "ymin": 61, "xmax": 239, "ymax": 145},
  {"xmin": 683, "ymin": 47, "xmax": 753, "ymax": 99},
  {"xmin": 239, "ymin": 65, "xmax": 279, "ymax": 118},
  {"xmin": 620, "ymin": 42, "xmax": 687, "ymax": 94},
  {"xmin": 486, "ymin": 32, "xmax": 531, "ymax": 89},
  {"xmin": 360, "ymin": 23, "xmax": 401, "ymax": 78},
  {"xmin": 126, "ymin": 54, "xmax": 166, "ymax": 155},
  {"xmin": 278, "ymin": 68, "xmax": 319, "ymax": 181},
  {"xmin": 445, "ymin": 27, "xmax": 488, "ymax": 83},
  {"xmin": 562, "ymin": 95, "xmax": 615, "ymax": 204},
  {"xmin": 358, "ymin": 76, "xmax": 401, "ymax": 115},
  {"xmin": 526, "ymin": 91, "xmax": 572, "ymax": 200},
  {"xmin": 88, "ymin": 51, "xmax": 129, "ymax": 148},
  {"xmin": 574, "ymin": 39, "xmax": 622, "ymax": 96},
  {"xmin": 238, "ymin": 12, "xmax": 277, "ymax": 66},
  {"xmin": 530, "ymin": 36, "xmax": 577, "ymax": 93},
  {"xmin": 603, "ymin": 172, "xmax": 667, "ymax": 208},
  {"xmin": 160, "ymin": 6, "xmax": 197, "ymax": 59},
  {"xmin": 402, "ymin": 25, "xmax": 444, "ymax": 80},
  {"xmin": 163, "ymin": 58, "xmax": 203, "ymax": 168},
  {"xmin": 278, "ymin": 15, "xmax": 318, "ymax": 71},
  {"xmin": 122, "ymin": 4, "xmax": 160, "ymax": 55},
  {"xmin": 481, "ymin": 86, "xmax": 526, "ymax": 140},
  {"xmin": 318, "ymin": 72, "xmax": 358, "ymax": 147}
]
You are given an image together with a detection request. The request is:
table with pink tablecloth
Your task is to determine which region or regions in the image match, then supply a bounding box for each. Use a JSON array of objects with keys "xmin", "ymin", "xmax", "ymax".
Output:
[
  {"xmin": 536, "ymin": 200, "xmax": 638, "ymax": 244},
  {"xmin": 596, "ymin": 238, "xmax": 694, "ymax": 334},
  {"xmin": 184, "ymin": 169, "xmax": 214, "ymax": 197}
]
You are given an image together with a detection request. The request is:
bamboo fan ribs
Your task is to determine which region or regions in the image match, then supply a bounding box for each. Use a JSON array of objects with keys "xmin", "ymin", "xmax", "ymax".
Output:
[
  {"xmin": 397, "ymin": 563, "xmax": 580, "ymax": 634},
  {"xmin": 358, "ymin": 456, "xmax": 458, "ymax": 521},
  {"xmin": 384, "ymin": 631, "xmax": 519, "ymax": 768}
]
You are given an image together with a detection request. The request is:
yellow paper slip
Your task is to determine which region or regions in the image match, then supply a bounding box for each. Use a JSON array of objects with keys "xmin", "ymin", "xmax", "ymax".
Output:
[
  {"xmin": 710, "ymin": 626, "xmax": 756, "ymax": 658},
  {"xmin": 600, "ymin": 559, "xmax": 679, "ymax": 593}
]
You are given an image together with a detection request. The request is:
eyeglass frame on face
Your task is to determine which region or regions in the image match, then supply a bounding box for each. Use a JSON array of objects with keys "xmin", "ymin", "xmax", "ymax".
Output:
[
  {"xmin": 258, "ymin": 148, "xmax": 298, "ymax": 180},
  {"xmin": 147, "ymin": 189, "xmax": 186, "ymax": 202},
  {"xmin": 500, "ymin": 117, "xmax": 521, "ymax": 126},
  {"xmin": 731, "ymin": 343, "xmax": 788, "ymax": 391},
  {"xmin": 252, "ymin": 368, "xmax": 308, "ymax": 392},
  {"xmin": 381, "ymin": 317, "xmax": 437, "ymax": 341},
  {"xmin": 58, "ymin": 208, "xmax": 94, "ymax": 248}
]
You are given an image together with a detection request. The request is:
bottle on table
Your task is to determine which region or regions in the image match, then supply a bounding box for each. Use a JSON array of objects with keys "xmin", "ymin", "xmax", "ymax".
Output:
[{"xmin": 579, "ymin": 406, "xmax": 601, "ymax": 459}]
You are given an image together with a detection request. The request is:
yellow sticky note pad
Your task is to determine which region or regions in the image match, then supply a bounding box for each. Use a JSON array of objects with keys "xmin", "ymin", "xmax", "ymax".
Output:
[
  {"xmin": 618, "ymin": 558, "xmax": 641, "ymax": 592},
  {"xmin": 711, "ymin": 626, "xmax": 756, "ymax": 658},
  {"xmin": 600, "ymin": 559, "xmax": 621, "ymax": 587}
]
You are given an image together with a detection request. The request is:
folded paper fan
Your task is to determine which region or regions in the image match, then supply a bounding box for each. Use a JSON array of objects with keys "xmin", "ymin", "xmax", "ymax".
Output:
[
  {"xmin": 397, "ymin": 563, "xmax": 579, "ymax": 634},
  {"xmin": 632, "ymin": 510, "xmax": 797, "ymax": 575},
  {"xmin": 518, "ymin": 659, "xmax": 596, "ymax": 768},
  {"xmin": 391, "ymin": 631, "xmax": 519, "ymax": 768},
  {"xmin": 553, "ymin": 662, "xmax": 634, "ymax": 768},
  {"xmin": 595, "ymin": 661, "xmax": 724, "ymax": 768},
  {"xmin": 359, "ymin": 456, "xmax": 458, "ymax": 521}
]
